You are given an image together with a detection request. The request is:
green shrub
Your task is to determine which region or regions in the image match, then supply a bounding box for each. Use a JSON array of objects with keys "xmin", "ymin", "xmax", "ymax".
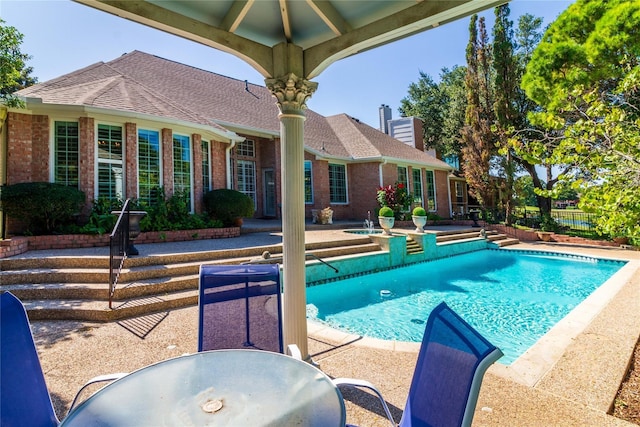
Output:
[
  {"xmin": 77, "ymin": 197, "xmax": 120, "ymax": 234},
  {"xmin": 412, "ymin": 206, "xmax": 427, "ymax": 216},
  {"xmin": 203, "ymin": 189, "xmax": 255, "ymax": 226},
  {"xmin": 378, "ymin": 206, "xmax": 394, "ymax": 217},
  {"xmin": 0, "ymin": 182, "xmax": 85, "ymax": 234}
]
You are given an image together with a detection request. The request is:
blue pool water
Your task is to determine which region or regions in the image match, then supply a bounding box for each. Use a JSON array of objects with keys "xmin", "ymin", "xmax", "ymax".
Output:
[{"xmin": 306, "ymin": 249, "xmax": 625, "ymax": 364}]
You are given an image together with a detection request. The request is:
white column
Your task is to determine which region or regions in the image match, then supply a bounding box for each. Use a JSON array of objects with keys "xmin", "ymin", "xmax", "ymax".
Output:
[{"xmin": 265, "ymin": 74, "xmax": 317, "ymax": 360}]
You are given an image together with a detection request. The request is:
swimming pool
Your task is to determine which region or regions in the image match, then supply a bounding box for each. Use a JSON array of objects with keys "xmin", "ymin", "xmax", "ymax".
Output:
[{"xmin": 306, "ymin": 249, "xmax": 625, "ymax": 364}]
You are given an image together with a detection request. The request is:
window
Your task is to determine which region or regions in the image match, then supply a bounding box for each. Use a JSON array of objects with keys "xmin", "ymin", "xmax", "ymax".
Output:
[
  {"xmin": 173, "ymin": 134, "xmax": 192, "ymax": 207},
  {"xmin": 235, "ymin": 139, "xmax": 255, "ymax": 157},
  {"xmin": 455, "ymin": 181, "xmax": 464, "ymax": 203},
  {"xmin": 397, "ymin": 166, "xmax": 408, "ymax": 187},
  {"xmin": 54, "ymin": 121, "xmax": 79, "ymax": 187},
  {"xmin": 412, "ymin": 168, "xmax": 423, "ymax": 203},
  {"xmin": 138, "ymin": 129, "xmax": 161, "ymax": 205},
  {"xmin": 237, "ymin": 160, "xmax": 257, "ymax": 207},
  {"xmin": 202, "ymin": 140, "xmax": 211, "ymax": 193},
  {"xmin": 97, "ymin": 124, "xmax": 123, "ymax": 199},
  {"xmin": 425, "ymin": 170, "xmax": 436, "ymax": 211},
  {"xmin": 304, "ymin": 161, "xmax": 313, "ymax": 204},
  {"xmin": 329, "ymin": 163, "xmax": 347, "ymax": 204}
]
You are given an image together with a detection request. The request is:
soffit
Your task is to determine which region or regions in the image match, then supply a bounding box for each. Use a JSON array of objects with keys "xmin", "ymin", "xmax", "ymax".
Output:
[{"xmin": 73, "ymin": 0, "xmax": 506, "ymax": 78}]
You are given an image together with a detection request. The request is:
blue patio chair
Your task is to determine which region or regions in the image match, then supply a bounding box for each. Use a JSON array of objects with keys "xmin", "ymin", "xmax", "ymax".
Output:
[
  {"xmin": 334, "ymin": 301, "xmax": 503, "ymax": 427},
  {"xmin": 198, "ymin": 264, "xmax": 292, "ymax": 355},
  {"xmin": 0, "ymin": 291, "xmax": 126, "ymax": 427}
]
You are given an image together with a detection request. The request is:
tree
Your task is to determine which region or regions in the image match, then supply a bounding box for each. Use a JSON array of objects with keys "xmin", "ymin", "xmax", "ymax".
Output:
[
  {"xmin": 1, "ymin": 19, "xmax": 37, "ymax": 108},
  {"xmin": 461, "ymin": 14, "xmax": 496, "ymax": 209},
  {"xmin": 399, "ymin": 72, "xmax": 446, "ymax": 151},
  {"xmin": 514, "ymin": 175, "xmax": 538, "ymax": 207},
  {"xmin": 522, "ymin": 0, "xmax": 640, "ymax": 243},
  {"xmin": 492, "ymin": 4, "xmax": 518, "ymax": 224},
  {"xmin": 438, "ymin": 66, "xmax": 468, "ymax": 158},
  {"xmin": 399, "ymin": 66, "xmax": 467, "ymax": 159}
]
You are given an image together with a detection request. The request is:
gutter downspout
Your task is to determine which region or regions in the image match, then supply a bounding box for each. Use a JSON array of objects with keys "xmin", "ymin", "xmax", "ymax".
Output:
[
  {"xmin": 447, "ymin": 172, "xmax": 453, "ymax": 219},
  {"xmin": 225, "ymin": 138, "xmax": 241, "ymax": 189},
  {"xmin": 378, "ymin": 159, "xmax": 387, "ymax": 187}
]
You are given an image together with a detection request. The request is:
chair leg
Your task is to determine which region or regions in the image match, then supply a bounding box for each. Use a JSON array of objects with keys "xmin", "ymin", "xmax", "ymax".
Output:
[
  {"xmin": 332, "ymin": 377, "xmax": 396, "ymax": 427},
  {"xmin": 67, "ymin": 373, "xmax": 128, "ymax": 415},
  {"xmin": 286, "ymin": 344, "xmax": 302, "ymax": 360}
]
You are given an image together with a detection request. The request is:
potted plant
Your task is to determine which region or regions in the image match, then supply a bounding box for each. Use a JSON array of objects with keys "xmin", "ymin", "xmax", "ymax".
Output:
[
  {"xmin": 412, "ymin": 206, "xmax": 427, "ymax": 233},
  {"xmin": 378, "ymin": 206, "xmax": 395, "ymax": 235}
]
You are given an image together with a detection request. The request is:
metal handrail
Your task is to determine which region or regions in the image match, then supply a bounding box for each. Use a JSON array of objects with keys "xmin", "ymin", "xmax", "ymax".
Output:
[
  {"xmin": 305, "ymin": 253, "xmax": 339, "ymax": 273},
  {"xmin": 241, "ymin": 252, "xmax": 339, "ymax": 273},
  {"xmin": 109, "ymin": 199, "xmax": 130, "ymax": 309}
]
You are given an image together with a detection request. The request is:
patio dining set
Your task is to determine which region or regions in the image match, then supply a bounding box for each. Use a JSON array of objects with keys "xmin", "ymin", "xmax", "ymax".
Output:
[{"xmin": 1, "ymin": 264, "xmax": 502, "ymax": 427}]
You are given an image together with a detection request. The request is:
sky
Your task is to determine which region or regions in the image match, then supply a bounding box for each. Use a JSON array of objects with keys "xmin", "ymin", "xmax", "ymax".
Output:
[{"xmin": 2, "ymin": 0, "xmax": 573, "ymax": 130}]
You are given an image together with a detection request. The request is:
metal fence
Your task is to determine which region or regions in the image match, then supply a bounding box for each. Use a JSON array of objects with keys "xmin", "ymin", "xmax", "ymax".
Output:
[{"xmin": 512, "ymin": 209, "xmax": 598, "ymax": 232}]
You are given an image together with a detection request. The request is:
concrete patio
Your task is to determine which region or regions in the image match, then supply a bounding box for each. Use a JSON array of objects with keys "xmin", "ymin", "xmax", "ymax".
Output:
[{"xmin": 25, "ymin": 232, "xmax": 640, "ymax": 426}]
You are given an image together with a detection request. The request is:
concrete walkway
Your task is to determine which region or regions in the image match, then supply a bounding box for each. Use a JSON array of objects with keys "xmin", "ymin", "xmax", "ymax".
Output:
[{"xmin": 24, "ymin": 224, "xmax": 640, "ymax": 426}]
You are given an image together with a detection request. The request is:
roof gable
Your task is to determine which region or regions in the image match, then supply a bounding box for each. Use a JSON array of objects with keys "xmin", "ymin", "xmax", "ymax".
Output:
[{"xmin": 326, "ymin": 114, "xmax": 452, "ymax": 169}]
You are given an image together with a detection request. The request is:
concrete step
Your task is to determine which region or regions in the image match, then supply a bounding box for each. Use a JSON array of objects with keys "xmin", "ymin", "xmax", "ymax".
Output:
[
  {"xmin": 436, "ymin": 230, "xmax": 485, "ymax": 243},
  {"xmin": 22, "ymin": 289, "xmax": 199, "ymax": 322},
  {"xmin": 3, "ymin": 237, "xmax": 382, "ymax": 322},
  {"xmin": 491, "ymin": 238, "xmax": 520, "ymax": 247},
  {"xmin": 3, "ymin": 275, "xmax": 199, "ymax": 301},
  {"xmin": 406, "ymin": 237, "xmax": 423, "ymax": 254}
]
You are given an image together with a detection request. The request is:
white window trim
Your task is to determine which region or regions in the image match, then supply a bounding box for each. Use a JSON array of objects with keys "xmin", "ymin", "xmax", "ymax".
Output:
[
  {"xmin": 95, "ymin": 122, "xmax": 125, "ymax": 199},
  {"xmin": 172, "ymin": 133, "xmax": 194, "ymax": 212},
  {"xmin": 137, "ymin": 127, "xmax": 163, "ymax": 203},
  {"xmin": 304, "ymin": 160, "xmax": 314, "ymax": 204},
  {"xmin": 329, "ymin": 162, "xmax": 348, "ymax": 205}
]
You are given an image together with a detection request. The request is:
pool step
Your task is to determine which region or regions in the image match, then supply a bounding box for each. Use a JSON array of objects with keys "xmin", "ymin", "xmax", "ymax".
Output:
[
  {"xmin": 0, "ymin": 237, "xmax": 381, "ymax": 322},
  {"xmin": 434, "ymin": 229, "xmax": 519, "ymax": 247},
  {"xmin": 406, "ymin": 237, "xmax": 423, "ymax": 254}
]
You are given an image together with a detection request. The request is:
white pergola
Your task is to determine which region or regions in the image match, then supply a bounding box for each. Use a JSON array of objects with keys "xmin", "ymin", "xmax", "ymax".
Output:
[{"xmin": 74, "ymin": 0, "xmax": 505, "ymax": 361}]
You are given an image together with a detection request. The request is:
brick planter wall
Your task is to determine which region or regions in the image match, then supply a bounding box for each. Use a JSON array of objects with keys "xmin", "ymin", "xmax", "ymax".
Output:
[
  {"xmin": 487, "ymin": 224, "xmax": 621, "ymax": 247},
  {"xmin": 0, "ymin": 227, "xmax": 240, "ymax": 258}
]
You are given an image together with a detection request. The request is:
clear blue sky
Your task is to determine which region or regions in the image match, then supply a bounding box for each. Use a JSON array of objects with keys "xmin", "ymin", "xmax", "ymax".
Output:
[{"xmin": 2, "ymin": 0, "xmax": 572, "ymax": 129}]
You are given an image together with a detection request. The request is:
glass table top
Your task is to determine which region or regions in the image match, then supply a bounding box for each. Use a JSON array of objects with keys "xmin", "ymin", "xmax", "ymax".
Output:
[{"xmin": 62, "ymin": 349, "xmax": 346, "ymax": 426}]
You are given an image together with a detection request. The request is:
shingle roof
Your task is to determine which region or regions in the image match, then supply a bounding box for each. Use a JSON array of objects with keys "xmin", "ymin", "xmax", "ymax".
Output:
[
  {"xmin": 18, "ymin": 50, "xmax": 450, "ymax": 169},
  {"xmin": 326, "ymin": 114, "xmax": 452, "ymax": 169},
  {"xmin": 17, "ymin": 60, "xmax": 230, "ymax": 133}
]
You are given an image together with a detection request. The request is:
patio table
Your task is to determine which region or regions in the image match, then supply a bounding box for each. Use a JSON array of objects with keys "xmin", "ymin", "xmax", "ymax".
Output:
[{"xmin": 61, "ymin": 349, "xmax": 346, "ymax": 426}]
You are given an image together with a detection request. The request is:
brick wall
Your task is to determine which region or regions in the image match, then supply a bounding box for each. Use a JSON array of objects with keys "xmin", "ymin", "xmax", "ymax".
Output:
[
  {"xmin": 31, "ymin": 115, "xmax": 49, "ymax": 181},
  {"xmin": 161, "ymin": 128, "xmax": 174, "ymax": 195},
  {"xmin": 125, "ymin": 122, "xmax": 138, "ymax": 199},
  {"xmin": 211, "ymin": 140, "xmax": 227, "ymax": 190},
  {"xmin": 6, "ymin": 112, "xmax": 32, "ymax": 184},
  {"xmin": 0, "ymin": 227, "xmax": 240, "ymax": 258},
  {"xmin": 346, "ymin": 163, "xmax": 380, "ymax": 220},
  {"xmin": 434, "ymin": 170, "xmax": 450, "ymax": 219},
  {"xmin": 79, "ymin": 117, "xmax": 95, "ymax": 214}
]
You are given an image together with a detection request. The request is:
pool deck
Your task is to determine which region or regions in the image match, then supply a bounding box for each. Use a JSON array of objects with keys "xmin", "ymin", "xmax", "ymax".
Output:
[{"xmin": 24, "ymin": 224, "xmax": 640, "ymax": 426}]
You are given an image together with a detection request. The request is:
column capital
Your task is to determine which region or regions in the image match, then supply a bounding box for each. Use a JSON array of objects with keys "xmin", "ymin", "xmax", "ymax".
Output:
[{"xmin": 265, "ymin": 73, "xmax": 318, "ymax": 115}]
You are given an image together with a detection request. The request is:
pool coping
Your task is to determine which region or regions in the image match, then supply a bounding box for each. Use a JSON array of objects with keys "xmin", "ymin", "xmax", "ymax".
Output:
[{"xmin": 307, "ymin": 242, "xmax": 640, "ymax": 412}]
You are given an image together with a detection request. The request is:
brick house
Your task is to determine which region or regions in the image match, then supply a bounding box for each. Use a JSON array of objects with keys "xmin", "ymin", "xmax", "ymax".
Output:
[{"xmin": 1, "ymin": 51, "xmax": 453, "ymax": 235}]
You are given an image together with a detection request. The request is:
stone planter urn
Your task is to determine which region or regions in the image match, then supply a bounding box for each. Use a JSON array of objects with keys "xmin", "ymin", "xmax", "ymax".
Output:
[
  {"xmin": 412, "ymin": 215, "xmax": 427, "ymax": 233},
  {"xmin": 378, "ymin": 216, "xmax": 395, "ymax": 235},
  {"xmin": 112, "ymin": 210, "xmax": 147, "ymax": 256}
]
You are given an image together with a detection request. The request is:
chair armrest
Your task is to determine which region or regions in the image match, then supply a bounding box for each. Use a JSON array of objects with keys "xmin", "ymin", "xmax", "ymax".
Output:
[
  {"xmin": 286, "ymin": 344, "xmax": 302, "ymax": 360},
  {"xmin": 332, "ymin": 377, "xmax": 396, "ymax": 427},
  {"xmin": 67, "ymin": 373, "xmax": 128, "ymax": 414}
]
